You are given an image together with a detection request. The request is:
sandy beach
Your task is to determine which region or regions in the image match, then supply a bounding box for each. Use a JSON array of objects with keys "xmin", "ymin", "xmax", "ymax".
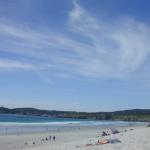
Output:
[{"xmin": 0, "ymin": 124, "xmax": 149, "ymax": 150}]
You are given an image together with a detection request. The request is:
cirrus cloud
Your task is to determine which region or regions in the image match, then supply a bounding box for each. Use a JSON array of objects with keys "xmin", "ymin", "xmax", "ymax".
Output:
[{"xmin": 0, "ymin": 0, "xmax": 150, "ymax": 80}]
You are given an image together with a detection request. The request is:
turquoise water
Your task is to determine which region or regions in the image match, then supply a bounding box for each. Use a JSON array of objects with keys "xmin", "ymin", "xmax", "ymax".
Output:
[
  {"xmin": 0, "ymin": 114, "xmax": 143, "ymax": 134},
  {"xmin": 0, "ymin": 114, "xmax": 82, "ymax": 124}
]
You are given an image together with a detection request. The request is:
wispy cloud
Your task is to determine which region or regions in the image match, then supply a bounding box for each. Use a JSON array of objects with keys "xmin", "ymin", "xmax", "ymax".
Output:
[
  {"xmin": 69, "ymin": 0, "xmax": 150, "ymax": 78},
  {"xmin": 0, "ymin": 59, "xmax": 36, "ymax": 70},
  {"xmin": 0, "ymin": 0, "xmax": 150, "ymax": 80}
]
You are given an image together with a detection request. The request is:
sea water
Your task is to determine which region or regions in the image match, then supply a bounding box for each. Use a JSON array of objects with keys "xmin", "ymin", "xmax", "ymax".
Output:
[{"xmin": 0, "ymin": 114, "xmax": 144, "ymax": 134}]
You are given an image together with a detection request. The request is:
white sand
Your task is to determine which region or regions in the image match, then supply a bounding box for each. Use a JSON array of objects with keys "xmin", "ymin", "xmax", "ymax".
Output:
[{"xmin": 0, "ymin": 125, "xmax": 150, "ymax": 150}]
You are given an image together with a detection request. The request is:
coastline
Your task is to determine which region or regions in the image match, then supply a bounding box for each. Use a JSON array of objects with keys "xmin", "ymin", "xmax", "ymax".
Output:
[
  {"xmin": 0, "ymin": 119, "xmax": 144, "ymax": 135},
  {"xmin": 0, "ymin": 123, "xmax": 149, "ymax": 150}
]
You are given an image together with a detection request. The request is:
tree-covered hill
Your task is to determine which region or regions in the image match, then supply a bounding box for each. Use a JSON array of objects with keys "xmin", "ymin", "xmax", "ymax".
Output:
[{"xmin": 0, "ymin": 107, "xmax": 150, "ymax": 121}]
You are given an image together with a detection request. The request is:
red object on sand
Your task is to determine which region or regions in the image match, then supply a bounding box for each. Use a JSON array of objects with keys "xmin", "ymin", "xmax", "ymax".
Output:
[{"xmin": 99, "ymin": 139, "xmax": 109, "ymax": 144}]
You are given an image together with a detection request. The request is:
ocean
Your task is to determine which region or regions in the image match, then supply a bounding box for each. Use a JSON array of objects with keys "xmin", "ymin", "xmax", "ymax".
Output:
[{"xmin": 0, "ymin": 114, "xmax": 143, "ymax": 134}]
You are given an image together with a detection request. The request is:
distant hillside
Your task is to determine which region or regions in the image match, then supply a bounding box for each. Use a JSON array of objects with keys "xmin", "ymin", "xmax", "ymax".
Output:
[{"xmin": 0, "ymin": 107, "xmax": 150, "ymax": 121}]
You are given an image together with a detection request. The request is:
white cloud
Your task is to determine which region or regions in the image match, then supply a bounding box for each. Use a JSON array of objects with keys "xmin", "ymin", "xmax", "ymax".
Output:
[
  {"xmin": 0, "ymin": 0, "xmax": 150, "ymax": 79},
  {"xmin": 0, "ymin": 59, "xmax": 36, "ymax": 70},
  {"xmin": 68, "ymin": 1, "xmax": 150, "ymax": 78}
]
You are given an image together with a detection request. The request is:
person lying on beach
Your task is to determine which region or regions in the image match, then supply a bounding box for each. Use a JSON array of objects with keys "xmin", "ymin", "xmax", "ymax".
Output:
[
  {"xmin": 97, "ymin": 139, "xmax": 109, "ymax": 145},
  {"xmin": 76, "ymin": 138, "xmax": 121, "ymax": 148},
  {"xmin": 24, "ymin": 141, "xmax": 36, "ymax": 146}
]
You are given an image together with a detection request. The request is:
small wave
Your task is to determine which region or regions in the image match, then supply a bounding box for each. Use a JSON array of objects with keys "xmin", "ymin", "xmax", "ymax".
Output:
[{"xmin": 0, "ymin": 121, "xmax": 81, "ymax": 126}]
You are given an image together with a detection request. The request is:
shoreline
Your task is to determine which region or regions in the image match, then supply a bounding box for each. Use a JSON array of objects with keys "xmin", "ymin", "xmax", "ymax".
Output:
[{"xmin": 0, "ymin": 119, "xmax": 146, "ymax": 135}]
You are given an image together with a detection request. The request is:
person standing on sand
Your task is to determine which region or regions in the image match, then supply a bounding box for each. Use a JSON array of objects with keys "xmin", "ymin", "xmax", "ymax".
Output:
[{"xmin": 53, "ymin": 135, "xmax": 56, "ymax": 141}]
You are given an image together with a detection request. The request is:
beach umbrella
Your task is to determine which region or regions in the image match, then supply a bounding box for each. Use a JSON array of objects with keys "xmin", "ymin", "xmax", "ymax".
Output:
[{"xmin": 110, "ymin": 128, "xmax": 120, "ymax": 134}]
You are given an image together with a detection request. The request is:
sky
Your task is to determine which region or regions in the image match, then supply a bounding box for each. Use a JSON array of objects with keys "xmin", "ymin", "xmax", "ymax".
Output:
[{"xmin": 0, "ymin": 0, "xmax": 150, "ymax": 112}]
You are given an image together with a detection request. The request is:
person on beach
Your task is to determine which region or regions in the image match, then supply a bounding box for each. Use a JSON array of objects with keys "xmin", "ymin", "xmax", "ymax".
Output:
[
  {"xmin": 49, "ymin": 135, "xmax": 51, "ymax": 141},
  {"xmin": 102, "ymin": 131, "xmax": 107, "ymax": 136},
  {"xmin": 46, "ymin": 137, "xmax": 48, "ymax": 141},
  {"xmin": 53, "ymin": 135, "xmax": 56, "ymax": 141}
]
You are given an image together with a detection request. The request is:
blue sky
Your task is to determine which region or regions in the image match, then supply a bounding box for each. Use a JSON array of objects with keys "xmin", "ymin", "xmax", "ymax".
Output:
[{"xmin": 0, "ymin": 0, "xmax": 150, "ymax": 112}]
